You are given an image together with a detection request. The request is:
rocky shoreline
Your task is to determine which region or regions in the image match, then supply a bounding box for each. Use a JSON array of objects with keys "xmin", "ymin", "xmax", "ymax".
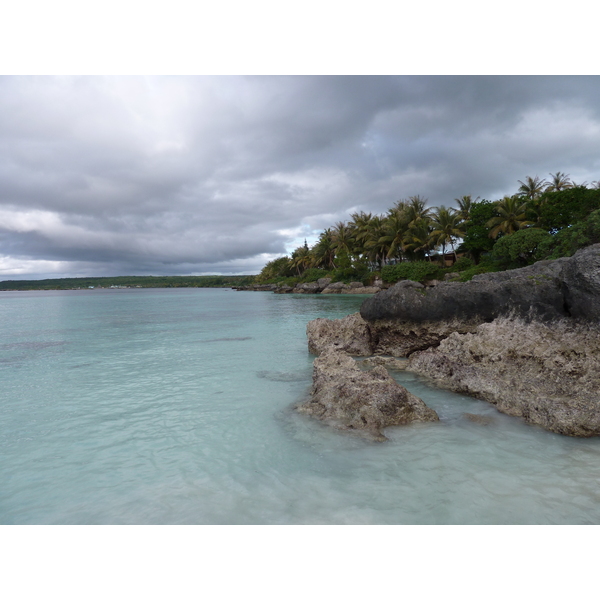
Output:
[
  {"xmin": 300, "ymin": 244, "xmax": 600, "ymax": 438},
  {"xmin": 233, "ymin": 277, "xmax": 383, "ymax": 294}
]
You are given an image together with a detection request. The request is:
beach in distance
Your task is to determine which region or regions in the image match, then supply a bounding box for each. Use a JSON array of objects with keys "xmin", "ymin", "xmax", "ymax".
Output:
[{"xmin": 2, "ymin": 286, "xmax": 600, "ymax": 525}]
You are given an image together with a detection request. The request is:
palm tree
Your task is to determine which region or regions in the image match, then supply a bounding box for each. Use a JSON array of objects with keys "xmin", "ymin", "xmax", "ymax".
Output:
[
  {"xmin": 362, "ymin": 215, "xmax": 390, "ymax": 269},
  {"xmin": 405, "ymin": 195, "xmax": 432, "ymax": 228},
  {"xmin": 379, "ymin": 211, "xmax": 410, "ymax": 261},
  {"xmin": 455, "ymin": 195, "xmax": 478, "ymax": 224},
  {"xmin": 517, "ymin": 175, "xmax": 548, "ymax": 201},
  {"xmin": 349, "ymin": 211, "xmax": 374, "ymax": 258},
  {"xmin": 546, "ymin": 172, "xmax": 573, "ymax": 192},
  {"xmin": 429, "ymin": 206, "xmax": 464, "ymax": 261},
  {"xmin": 331, "ymin": 221, "xmax": 355, "ymax": 257},
  {"xmin": 403, "ymin": 219, "xmax": 433, "ymax": 261},
  {"xmin": 487, "ymin": 196, "xmax": 534, "ymax": 239},
  {"xmin": 311, "ymin": 228, "xmax": 336, "ymax": 270},
  {"xmin": 290, "ymin": 244, "xmax": 312, "ymax": 275}
]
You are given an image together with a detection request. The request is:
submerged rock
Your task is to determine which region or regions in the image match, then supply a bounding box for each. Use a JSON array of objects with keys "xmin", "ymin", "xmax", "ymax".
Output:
[
  {"xmin": 463, "ymin": 413, "xmax": 495, "ymax": 425},
  {"xmin": 297, "ymin": 348, "xmax": 439, "ymax": 441}
]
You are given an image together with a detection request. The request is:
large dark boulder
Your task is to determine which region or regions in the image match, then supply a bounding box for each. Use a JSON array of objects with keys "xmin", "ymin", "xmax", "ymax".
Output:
[
  {"xmin": 360, "ymin": 245, "xmax": 600, "ymax": 324},
  {"xmin": 561, "ymin": 245, "xmax": 600, "ymax": 319}
]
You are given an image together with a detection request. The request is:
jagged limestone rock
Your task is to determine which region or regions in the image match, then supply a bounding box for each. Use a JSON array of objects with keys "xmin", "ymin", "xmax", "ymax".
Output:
[
  {"xmin": 360, "ymin": 356, "xmax": 408, "ymax": 370},
  {"xmin": 297, "ymin": 348, "xmax": 439, "ymax": 441},
  {"xmin": 407, "ymin": 317, "xmax": 600, "ymax": 437},
  {"xmin": 345, "ymin": 286, "xmax": 381, "ymax": 294},
  {"xmin": 306, "ymin": 312, "xmax": 373, "ymax": 356},
  {"xmin": 305, "ymin": 245, "xmax": 600, "ymax": 436}
]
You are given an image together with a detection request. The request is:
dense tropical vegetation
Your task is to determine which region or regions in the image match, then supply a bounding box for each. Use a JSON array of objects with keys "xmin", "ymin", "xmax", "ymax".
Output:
[{"xmin": 257, "ymin": 172, "xmax": 600, "ymax": 285}]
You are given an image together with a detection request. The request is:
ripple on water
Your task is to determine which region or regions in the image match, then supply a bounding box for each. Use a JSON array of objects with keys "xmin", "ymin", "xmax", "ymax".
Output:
[{"xmin": 2, "ymin": 288, "xmax": 600, "ymax": 524}]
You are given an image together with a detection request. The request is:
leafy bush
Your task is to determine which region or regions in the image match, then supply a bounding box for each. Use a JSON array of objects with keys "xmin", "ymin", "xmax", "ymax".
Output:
[
  {"xmin": 459, "ymin": 199, "xmax": 497, "ymax": 263},
  {"xmin": 331, "ymin": 263, "xmax": 370, "ymax": 284},
  {"xmin": 381, "ymin": 261, "xmax": 443, "ymax": 283},
  {"xmin": 299, "ymin": 268, "xmax": 331, "ymax": 283},
  {"xmin": 539, "ymin": 187, "xmax": 600, "ymax": 232},
  {"xmin": 458, "ymin": 264, "xmax": 502, "ymax": 282},
  {"xmin": 541, "ymin": 209, "xmax": 600, "ymax": 259},
  {"xmin": 255, "ymin": 256, "xmax": 294, "ymax": 283},
  {"xmin": 491, "ymin": 228, "xmax": 554, "ymax": 267},
  {"xmin": 447, "ymin": 257, "xmax": 475, "ymax": 272}
]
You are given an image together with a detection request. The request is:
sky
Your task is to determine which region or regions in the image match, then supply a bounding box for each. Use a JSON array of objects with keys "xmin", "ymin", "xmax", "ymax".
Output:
[{"xmin": 1, "ymin": 75, "xmax": 600, "ymax": 279}]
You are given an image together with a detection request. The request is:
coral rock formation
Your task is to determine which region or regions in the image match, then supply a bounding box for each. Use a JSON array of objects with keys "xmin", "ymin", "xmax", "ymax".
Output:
[{"xmin": 297, "ymin": 348, "xmax": 439, "ymax": 441}]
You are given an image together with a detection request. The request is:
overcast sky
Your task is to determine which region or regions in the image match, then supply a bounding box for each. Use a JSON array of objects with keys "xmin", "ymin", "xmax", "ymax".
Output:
[{"xmin": 1, "ymin": 75, "xmax": 599, "ymax": 279}]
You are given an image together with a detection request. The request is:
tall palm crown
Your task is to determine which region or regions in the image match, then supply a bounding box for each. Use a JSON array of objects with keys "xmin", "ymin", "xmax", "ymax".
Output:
[
  {"xmin": 331, "ymin": 221, "xmax": 355, "ymax": 256},
  {"xmin": 311, "ymin": 228, "xmax": 336, "ymax": 269},
  {"xmin": 487, "ymin": 196, "xmax": 533, "ymax": 239},
  {"xmin": 429, "ymin": 206, "xmax": 464, "ymax": 258},
  {"xmin": 546, "ymin": 172, "xmax": 573, "ymax": 192},
  {"xmin": 362, "ymin": 215, "xmax": 389, "ymax": 268},
  {"xmin": 404, "ymin": 195, "xmax": 432, "ymax": 228},
  {"xmin": 379, "ymin": 210, "xmax": 410, "ymax": 259},
  {"xmin": 349, "ymin": 211, "xmax": 375, "ymax": 250},
  {"xmin": 403, "ymin": 219, "xmax": 433, "ymax": 260},
  {"xmin": 290, "ymin": 245, "xmax": 311, "ymax": 275},
  {"xmin": 455, "ymin": 195, "xmax": 477, "ymax": 224},
  {"xmin": 517, "ymin": 175, "xmax": 548, "ymax": 200}
]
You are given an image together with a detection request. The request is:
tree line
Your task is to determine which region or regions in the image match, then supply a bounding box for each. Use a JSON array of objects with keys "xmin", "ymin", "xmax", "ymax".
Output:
[
  {"xmin": 0, "ymin": 275, "xmax": 256, "ymax": 291},
  {"xmin": 256, "ymin": 172, "xmax": 600, "ymax": 284}
]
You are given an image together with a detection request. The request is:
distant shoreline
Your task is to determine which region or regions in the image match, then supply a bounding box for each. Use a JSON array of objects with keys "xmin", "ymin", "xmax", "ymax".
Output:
[{"xmin": 0, "ymin": 275, "xmax": 256, "ymax": 292}]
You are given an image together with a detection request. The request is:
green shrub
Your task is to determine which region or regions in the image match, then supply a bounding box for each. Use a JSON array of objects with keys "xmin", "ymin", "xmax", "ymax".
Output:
[
  {"xmin": 491, "ymin": 228, "xmax": 554, "ymax": 267},
  {"xmin": 458, "ymin": 264, "xmax": 502, "ymax": 282},
  {"xmin": 539, "ymin": 187, "xmax": 600, "ymax": 231},
  {"xmin": 542, "ymin": 209, "xmax": 600, "ymax": 259},
  {"xmin": 331, "ymin": 263, "xmax": 370, "ymax": 284},
  {"xmin": 447, "ymin": 257, "xmax": 475, "ymax": 272},
  {"xmin": 381, "ymin": 261, "xmax": 444, "ymax": 283},
  {"xmin": 299, "ymin": 268, "xmax": 331, "ymax": 283}
]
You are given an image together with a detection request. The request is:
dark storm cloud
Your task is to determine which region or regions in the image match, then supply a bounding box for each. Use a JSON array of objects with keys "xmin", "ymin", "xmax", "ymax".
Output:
[{"xmin": 1, "ymin": 75, "xmax": 599, "ymax": 279}]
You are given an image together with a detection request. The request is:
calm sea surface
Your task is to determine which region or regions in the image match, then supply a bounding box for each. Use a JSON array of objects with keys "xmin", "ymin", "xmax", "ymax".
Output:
[{"xmin": 1, "ymin": 287, "xmax": 600, "ymax": 524}]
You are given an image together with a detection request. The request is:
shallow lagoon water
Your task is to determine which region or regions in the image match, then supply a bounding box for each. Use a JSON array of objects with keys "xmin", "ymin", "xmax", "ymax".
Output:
[{"xmin": 1, "ymin": 287, "xmax": 599, "ymax": 524}]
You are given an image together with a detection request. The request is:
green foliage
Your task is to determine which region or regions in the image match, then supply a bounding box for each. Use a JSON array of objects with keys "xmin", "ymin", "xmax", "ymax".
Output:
[
  {"xmin": 447, "ymin": 256, "xmax": 475, "ymax": 272},
  {"xmin": 458, "ymin": 264, "xmax": 502, "ymax": 282},
  {"xmin": 255, "ymin": 256, "xmax": 294, "ymax": 283},
  {"xmin": 540, "ymin": 209, "xmax": 600, "ymax": 259},
  {"xmin": 538, "ymin": 187, "xmax": 600, "ymax": 232},
  {"xmin": 298, "ymin": 268, "xmax": 331, "ymax": 283},
  {"xmin": 331, "ymin": 262, "xmax": 370, "ymax": 284},
  {"xmin": 334, "ymin": 250, "xmax": 352, "ymax": 270},
  {"xmin": 459, "ymin": 200, "xmax": 497, "ymax": 263},
  {"xmin": 381, "ymin": 261, "xmax": 443, "ymax": 283},
  {"xmin": 491, "ymin": 228, "xmax": 554, "ymax": 267}
]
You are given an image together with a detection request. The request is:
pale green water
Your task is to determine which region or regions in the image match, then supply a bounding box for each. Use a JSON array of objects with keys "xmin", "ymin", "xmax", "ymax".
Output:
[{"xmin": 1, "ymin": 287, "xmax": 599, "ymax": 524}]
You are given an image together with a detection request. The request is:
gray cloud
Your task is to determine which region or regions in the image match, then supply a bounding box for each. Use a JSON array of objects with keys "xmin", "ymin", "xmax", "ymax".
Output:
[{"xmin": 1, "ymin": 75, "xmax": 600, "ymax": 279}]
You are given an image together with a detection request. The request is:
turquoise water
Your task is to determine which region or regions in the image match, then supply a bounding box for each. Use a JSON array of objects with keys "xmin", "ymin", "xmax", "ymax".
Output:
[{"xmin": 1, "ymin": 287, "xmax": 600, "ymax": 524}]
